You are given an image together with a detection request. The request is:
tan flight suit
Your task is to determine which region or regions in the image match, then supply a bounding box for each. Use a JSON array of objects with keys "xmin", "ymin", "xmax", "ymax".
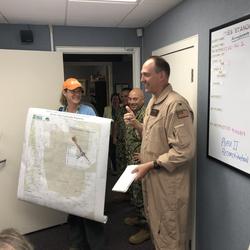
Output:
[{"xmin": 140, "ymin": 84, "xmax": 195, "ymax": 250}]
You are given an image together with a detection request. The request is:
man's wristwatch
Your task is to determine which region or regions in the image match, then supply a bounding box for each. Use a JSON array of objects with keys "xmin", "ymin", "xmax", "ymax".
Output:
[{"xmin": 153, "ymin": 160, "xmax": 161, "ymax": 170}]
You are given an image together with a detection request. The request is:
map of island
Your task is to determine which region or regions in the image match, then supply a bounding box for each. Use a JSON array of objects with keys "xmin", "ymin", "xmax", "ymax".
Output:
[{"xmin": 18, "ymin": 108, "xmax": 111, "ymax": 223}]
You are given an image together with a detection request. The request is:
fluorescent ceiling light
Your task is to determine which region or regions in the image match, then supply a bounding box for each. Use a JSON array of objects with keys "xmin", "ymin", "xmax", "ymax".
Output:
[{"xmin": 69, "ymin": 0, "xmax": 138, "ymax": 3}]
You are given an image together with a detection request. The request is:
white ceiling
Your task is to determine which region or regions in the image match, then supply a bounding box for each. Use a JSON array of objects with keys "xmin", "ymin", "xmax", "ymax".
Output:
[{"xmin": 0, "ymin": 0, "xmax": 183, "ymax": 28}]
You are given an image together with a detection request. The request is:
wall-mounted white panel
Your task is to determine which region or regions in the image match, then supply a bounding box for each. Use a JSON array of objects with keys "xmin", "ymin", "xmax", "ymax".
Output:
[{"xmin": 0, "ymin": 49, "xmax": 67, "ymax": 234}]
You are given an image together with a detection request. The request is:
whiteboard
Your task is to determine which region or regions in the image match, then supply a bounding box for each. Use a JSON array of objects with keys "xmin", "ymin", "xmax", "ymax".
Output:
[{"xmin": 208, "ymin": 15, "xmax": 250, "ymax": 174}]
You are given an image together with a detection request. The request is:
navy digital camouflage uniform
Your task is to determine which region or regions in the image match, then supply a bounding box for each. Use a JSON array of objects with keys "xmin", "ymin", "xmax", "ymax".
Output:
[
  {"xmin": 125, "ymin": 105, "xmax": 146, "ymax": 220},
  {"xmin": 115, "ymin": 105, "xmax": 128, "ymax": 173}
]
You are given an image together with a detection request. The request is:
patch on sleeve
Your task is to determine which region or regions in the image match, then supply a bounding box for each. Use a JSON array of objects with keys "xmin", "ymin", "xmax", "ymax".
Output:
[{"xmin": 176, "ymin": 109, "xmax": 189, "ymax": 119}]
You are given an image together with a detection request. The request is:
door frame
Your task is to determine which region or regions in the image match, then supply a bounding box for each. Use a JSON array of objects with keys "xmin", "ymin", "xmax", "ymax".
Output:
[
  {"xmin": 153, "ymin": 34, "xmax": 198, "ymax": 250},
  {"xmin": 56, "ymin": 46, "xmax": 141, "ymax": 92}
]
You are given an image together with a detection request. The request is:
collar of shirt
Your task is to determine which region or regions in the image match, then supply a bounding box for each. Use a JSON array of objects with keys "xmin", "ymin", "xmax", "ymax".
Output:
[
  {"xmin": 153, "ymin": 84, "xmax": 172, "ymax": 106},
  {"xmin": 63, "ymin": 105, "xmax": 80, "ymax": 113}
]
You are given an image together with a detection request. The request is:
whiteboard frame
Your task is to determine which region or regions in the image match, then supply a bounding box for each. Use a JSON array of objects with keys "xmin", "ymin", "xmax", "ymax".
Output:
[{"xmin": 207, "ymin": 14, "xmax": 250, "ymax": 174}]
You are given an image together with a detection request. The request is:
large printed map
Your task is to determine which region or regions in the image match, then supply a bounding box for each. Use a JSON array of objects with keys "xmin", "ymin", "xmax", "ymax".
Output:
[{"xmin": 18, "ymin": 108, "xmax": 111, "ymax": 223}]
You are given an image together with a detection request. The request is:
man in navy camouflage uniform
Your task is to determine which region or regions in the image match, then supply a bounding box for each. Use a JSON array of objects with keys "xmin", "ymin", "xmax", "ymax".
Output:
[
  {"xmin": 124, "ymin": 88, "xmax": 150, "ymax": 244},
  {"xmin": 114, "ymin": 88, "xmax": 131, "ymax": 173}
]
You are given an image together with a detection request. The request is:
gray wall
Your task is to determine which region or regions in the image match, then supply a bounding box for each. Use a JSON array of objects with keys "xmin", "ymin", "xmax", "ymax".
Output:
[
  {"xmin": 0, "ymin": 24, "xmax": 50, "ymax": 50},
  {"xmin": 0, "ymin": 24, "xmax": 140, "ymax": 50},
  {"xmin": 53, "ymin": 26, "xmax": 140, "ymax": 48},
  {"xmin": 144, "ymin": 0, "xmax": 250, "ymax": 250}
]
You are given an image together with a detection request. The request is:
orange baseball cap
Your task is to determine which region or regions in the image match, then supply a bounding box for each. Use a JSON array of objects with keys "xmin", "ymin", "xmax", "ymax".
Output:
[{"xmin": 63, "ymin": 78, "xmax": 83, "ymax": 90}]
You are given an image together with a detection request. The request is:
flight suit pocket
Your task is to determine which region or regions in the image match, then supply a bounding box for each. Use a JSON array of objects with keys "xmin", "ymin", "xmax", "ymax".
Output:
[
  {"xmin": 157, "ymin": 210, "xmax": 177, "ymax": 248},
  {"xmin": 146, "ymin": 117, "xmax": 168, "ymax": 155},
  {"xmin": 174, "ymin": 124, "xmax": 189, "ymax": 148},
  {"xmin": 179, "ymin": 202, "xmax": 188, "ymax": 233}
]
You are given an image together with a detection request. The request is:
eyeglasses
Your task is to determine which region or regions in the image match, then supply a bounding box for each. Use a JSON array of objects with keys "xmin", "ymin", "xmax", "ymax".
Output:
[{"xmin": 67, "ymin": 89, "xmax": 83, "ymax": 94}]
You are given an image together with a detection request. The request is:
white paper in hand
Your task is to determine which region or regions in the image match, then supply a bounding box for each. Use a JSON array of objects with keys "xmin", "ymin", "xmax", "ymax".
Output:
[{"xmin": 112, "ymin": 165, "xmax": 137, "ymax": 193}]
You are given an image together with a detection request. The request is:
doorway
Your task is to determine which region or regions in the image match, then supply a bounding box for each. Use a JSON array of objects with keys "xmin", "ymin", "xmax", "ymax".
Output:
[
  {"xmin": 56, "ymin": 46, "xmax": 141, "ymax": 117},
  {"xmin": 63, "ymin": 54, "xmax": 132, "ymax": 116}
]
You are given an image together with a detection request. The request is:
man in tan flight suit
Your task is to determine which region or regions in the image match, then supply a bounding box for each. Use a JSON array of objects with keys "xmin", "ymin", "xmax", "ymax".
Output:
[{"xmin": 124, "ymin": 56, "xmax": 195, "ymax": 250}]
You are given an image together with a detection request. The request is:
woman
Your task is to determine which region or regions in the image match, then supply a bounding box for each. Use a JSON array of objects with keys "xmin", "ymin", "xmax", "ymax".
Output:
[
  {"xmin": 59, "ymin": 78, "xmax": 105, "ymax": 250},
  {"xmin": 103, "ymin": 93, "xmax": 120, "ymax": 119},
  {"xmin": 59, "ymin": 78, "xmax": 96, "ymax": 115}
]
